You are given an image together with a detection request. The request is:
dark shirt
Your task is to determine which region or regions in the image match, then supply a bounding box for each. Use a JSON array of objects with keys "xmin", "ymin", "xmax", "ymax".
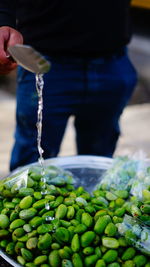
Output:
[{"xmin": 0, "ymin": 0, "xmax": 132, "ymax": 57}]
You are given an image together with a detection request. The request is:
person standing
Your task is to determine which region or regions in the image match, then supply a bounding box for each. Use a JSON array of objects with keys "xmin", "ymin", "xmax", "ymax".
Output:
[{"xmin": 0, "ymin": 0, "xmax": 137, "ymax": 170}]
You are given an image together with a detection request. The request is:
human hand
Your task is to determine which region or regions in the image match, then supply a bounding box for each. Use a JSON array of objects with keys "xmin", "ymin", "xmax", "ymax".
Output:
[{"xmin": 0, "ymin": 26, "xmax": 23, "ymax": 75}]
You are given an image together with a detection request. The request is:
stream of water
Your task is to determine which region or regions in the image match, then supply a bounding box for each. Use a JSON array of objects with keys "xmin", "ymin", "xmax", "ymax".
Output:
[
  {"xmin": 35, "ymin": 73, "xmax": 54, "ymax": 214},
  {"xmin": 36, "ymin": 73, "xmax": 47, "ymax": 195}
]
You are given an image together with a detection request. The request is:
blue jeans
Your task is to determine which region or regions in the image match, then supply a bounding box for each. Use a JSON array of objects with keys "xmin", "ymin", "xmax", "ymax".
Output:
[{"xmin": 10, "ymin": 50, "xmax": 137, "ymax": 171}]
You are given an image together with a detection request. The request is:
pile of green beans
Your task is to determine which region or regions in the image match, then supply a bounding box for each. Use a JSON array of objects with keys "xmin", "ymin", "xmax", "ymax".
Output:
[{"xmin": 0, "ymin": 167, "xmax": 150, "ymax": 267}]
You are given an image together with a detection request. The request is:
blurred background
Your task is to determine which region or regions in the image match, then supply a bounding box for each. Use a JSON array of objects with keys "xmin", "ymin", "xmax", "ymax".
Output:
[{"xmin": 0, "ymin": 1, "xmax": 150, "ymax": 177}]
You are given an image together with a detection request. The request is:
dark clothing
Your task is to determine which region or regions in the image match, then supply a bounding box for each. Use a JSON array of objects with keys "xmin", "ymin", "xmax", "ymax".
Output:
[
  {"xmin": 10, "ymin": 52, "xmax": 137, "ymax": 171},
  {"xmin": 0, "ymin": 0, "xmax": 131, "ymax": 57}
]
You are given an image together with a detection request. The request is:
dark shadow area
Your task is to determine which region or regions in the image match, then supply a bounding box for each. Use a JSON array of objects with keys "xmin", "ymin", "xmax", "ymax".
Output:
[{"xmin": 131, "ymin": 7, "xmax": 150, "ymax": 37}]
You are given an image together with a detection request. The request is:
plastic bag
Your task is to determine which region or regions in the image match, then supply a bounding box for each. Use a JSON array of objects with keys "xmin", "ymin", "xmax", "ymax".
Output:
[
  {"xmin": 99, "ymin": 156, "xmax": 141, "ymax": 190},
  {"xmin": 118, "ymin": 214, "xmax": 150, "ymax": 256},
  {"xmin": 0, "ymin": 164, "xmax": 74, "ymax": 198},
  {"xmin": 99, "ymin": 154, "xmax": 150, "ymax": 200}
]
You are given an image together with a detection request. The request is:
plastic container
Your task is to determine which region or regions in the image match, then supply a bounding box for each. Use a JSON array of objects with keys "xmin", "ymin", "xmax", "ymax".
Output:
[{"xmin": 0, "ymin": 155, "xmax": 113, "ymax": 267}]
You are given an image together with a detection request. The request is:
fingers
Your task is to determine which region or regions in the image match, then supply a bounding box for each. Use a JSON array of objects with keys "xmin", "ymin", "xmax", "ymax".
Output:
[
  {"xmin": 0, "ymin": 26, "xmax": 23, "ymax": 74},
  {"xmin": 0, "ymin": 61, "xmax": 17, "ymax": 75}
]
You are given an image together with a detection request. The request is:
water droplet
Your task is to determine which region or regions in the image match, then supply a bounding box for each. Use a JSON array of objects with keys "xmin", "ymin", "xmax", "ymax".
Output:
[
  {"xmin": 45, "ymin": 203, "xmax": 50, "ymax": 210},
  {"xmin": 46, "ymin": 216, "xmax": 55, "ymax": 221}
]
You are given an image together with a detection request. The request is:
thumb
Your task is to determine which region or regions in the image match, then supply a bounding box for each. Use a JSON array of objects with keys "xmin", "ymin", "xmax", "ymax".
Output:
[{"xmin": 0, "ymin": 26, "xmax": 23, "ymax": 64}]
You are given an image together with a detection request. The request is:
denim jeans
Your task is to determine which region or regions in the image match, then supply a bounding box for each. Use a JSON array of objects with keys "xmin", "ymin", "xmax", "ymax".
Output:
[{"xmin": 10, "ymin": 50, "xmax": 137, "ymax": 171}]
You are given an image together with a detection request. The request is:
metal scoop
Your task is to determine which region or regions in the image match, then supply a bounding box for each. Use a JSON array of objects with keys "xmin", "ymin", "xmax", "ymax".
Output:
[{"xmin": 8, "ymin": 44, "xmax": 51, "ymax": 74}]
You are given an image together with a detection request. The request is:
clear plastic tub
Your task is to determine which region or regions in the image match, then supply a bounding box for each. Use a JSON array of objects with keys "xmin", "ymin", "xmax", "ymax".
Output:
[{"xmin": 0, "ymin": 155, "xmax": 113, "ymax": 267}]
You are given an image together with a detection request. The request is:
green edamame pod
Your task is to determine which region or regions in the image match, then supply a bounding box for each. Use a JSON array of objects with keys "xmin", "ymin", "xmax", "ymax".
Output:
[
  {"xmin": 93, "ymin": 189, "xmax": 105, "ymax": 198},
  {"xmin": 123, "ymin": 260, "xmax": 135, "ymax": 267},
  {"xmin": 0, "ymin": 214, "xmax": 9, "ymax": 228},
  {"xmin": 23, "ymin": 224, "xmax": 32, "ymax": 233},
  {"xmin": 38, "ymin": 233, "xmax": 52, "ymax": 250},
  {"xmin": 95, "ymin": 259, "xmax": 106, "ymax": 267},
  {"xmin": 59, "ymin": 248, "xmax": 70, "ymax": 259},
  {"xmin": 68, "ymin": 226, "xmax": 75, "ymax": 240},
  {"xmin": 115, "ymin": 198, "xmax": 125, "ymax": 207},
  {"xmin": 17, "ymin": 235, "xmax": 28, "ymax": 242},
  {"xmin": 64, "ymin": 198, "xmax": 75, "ymax": 206},
  {"xmin": 71, "ymin": 233, "xmax": 80, "ymax": 252},
  {"xmin": 84, "ymin": 205, "xmax": 96, "ymax": 215},
  {"xmin": 114, "ymin": 190, "xmax": 129, "ymax": 199},
  {"xmin": 37, "ymin": 224, "xmax": 53, "ymax": 234},
  {"xmin": 95, "ymin": 247, "xmax": 102, "ymax": 258},
  {"xmin": 125, "ymin": 230, "xmax": 137, "ymax": 245},
  {"xmin": 72, "ymin": 253, "xmax": 83, "ymax": 267},
  {"xmin": 51, "ymin": 243, "xmax": 61, "ymax": 250},
  {"xmin": 118, "ymin": 237, "xmax": 127, "ymax": 247},
  {"xmin": 133, "ymin": 255, "xmax": 147, "ymax": 267},
  {"xmin": 19, "ymin": 196, "xmax": 33, "ymax": 209},
  {"xmin": 21, "ymin": 248, "xmax": 33, "ymax": 262},
  {"xmin": 91, "ymin": 196, "xmax": 108, "ymax": 207},
  {"xmin": 10, "ymin": 210, "xmax": 19, "ymax": 222},
  {"xmin": 81, "ymin": 231, "xmax": 96, "ymax": 247},
  {"xmin": 94, "ymin": 210, "xmax": 108, "ymax": 221},
  {"xmin": 33, "ymin": 199, "xmax": 48, "ymax": 209},
  {"xmin": 6, "ymin": 242, "xmax": 15, "ymax": 255},
  {"xmin": 102, "ymin": 237, "xmax": 119, "ymax": 249},
  {"xmin": 63, "ymin": 245, "xmax": 72, "ymax": 255},
  {"xmin": 25, "ymin": 262, "xmax": 36, "ymax": 267},
  {"xmin": 26, "ymin": 237, "xmax": 38, "ymax": 250},
  {"xmin": 107, "ymin": 263, "xmax": 120, "ymax": 267},
  {"xmin": 103, "ymin": 249, "xmax": 118, "ymax": 263},
  {"xmin": 114, "ymin": 207, "xmax": 126, "ymax": 217},
  {"xmin": 67, "ymin": 206, "xmax": 75, "ymax": 219},
  {"xmin": 27, "ymin": 230, "xmax": 37, "ymax": 238},
  {"xmin": 10, "ymin": 219, "xmax": 25, "ymax": 230},
  {"xmin": 60, "ymin": 219, "xmax": 71, "ymax": 228},
  {"xmin": 94, "ymin": 215, "xmax": 111, "ymax": 234},
  {"xmin": 34, "ymin": 255, "xmax": 47, "ymax": 265},
  {"xmin": 106, "ymin": 192, "xmax": 117, "ymax": 201},
  {"xmin": 18, "ymin": 188, "xmax": 34, "ymax": 197},
  {"xmin": 0, "ymin": 240, "xmax": 9, "ymax": 248},
  {"xmin": 50, "ymin": 196, "xmax": 64, "ymax": 208},
  {"xmin": 29, "ymin": 216, "xmax": 44, "ymax": 228},
  {"xmin": 83, "ymin": 247, "xmax": 94, "ymax": 255},
  {"xmin": 112, "ymin": 216, "xmax": 123, "ymax": 224},
  {"xmin": 74, "ymin": 223, "xmax": 87, "ymax": 234},
  {"xmin": 12, "ymin": 227, "xmax": 25, "ymax": 242},
  {"xmin": 19, "ymin": 208, "xmax": 37, "ymax": 220},
  {"xmin": 75, "ymin": 209, "xmax": 84, "ymax": 222},
  {"xmin": 140, "ymin": 204, "xmax": 150, "ymax": 214},
  {"xmin": 15, "ymin": 241, "xmax": 25, "ymax": 254},
  {"xmin": 4, "ymin": 202, "xmax": 15, "ymax": 209},
  {"xmin": 55, "ymin": 227, "xmax": 70, "ymax": 242},
  {"xmin": 122, "ymin": 247, "xmax": 136, "ymax": 261},
  {"xmin": 27, "ymin": 177, "xmax": 35, "ymax": 188},
  {"xmin": 17, "ymin": 255, "xmax": 26, "ymax": 266},
  {"xmin": 55, "ymin": 204, "xmax": 67, "ymax": 219},
  {"xmin": 81, "ymin": 212, "xmax": 93, "ymax": 227},
  {"xmin": 42, "ymin": 210, "xmax": 55, "ymax": 220},
  {"xmin": 49, "ymin": 250, "xmax": 61, "ymax": 267},
  {"xmin": 84, "ymin": 255, "xmax": 98, "ymax": 266},
  {"xmin": 104, "ymin": 222, "xmax": 117, "ymax": 237},
  {"xmin": 44, "ymin": 195, "xmax": 55, "ymax": 201},
  {"xmin": 62, "ymin": 259, "xmax": 73, "ymax": 267},
  {"xmin": 70, "ymin": 219, "xmax": 80, "ymax": 226}
]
